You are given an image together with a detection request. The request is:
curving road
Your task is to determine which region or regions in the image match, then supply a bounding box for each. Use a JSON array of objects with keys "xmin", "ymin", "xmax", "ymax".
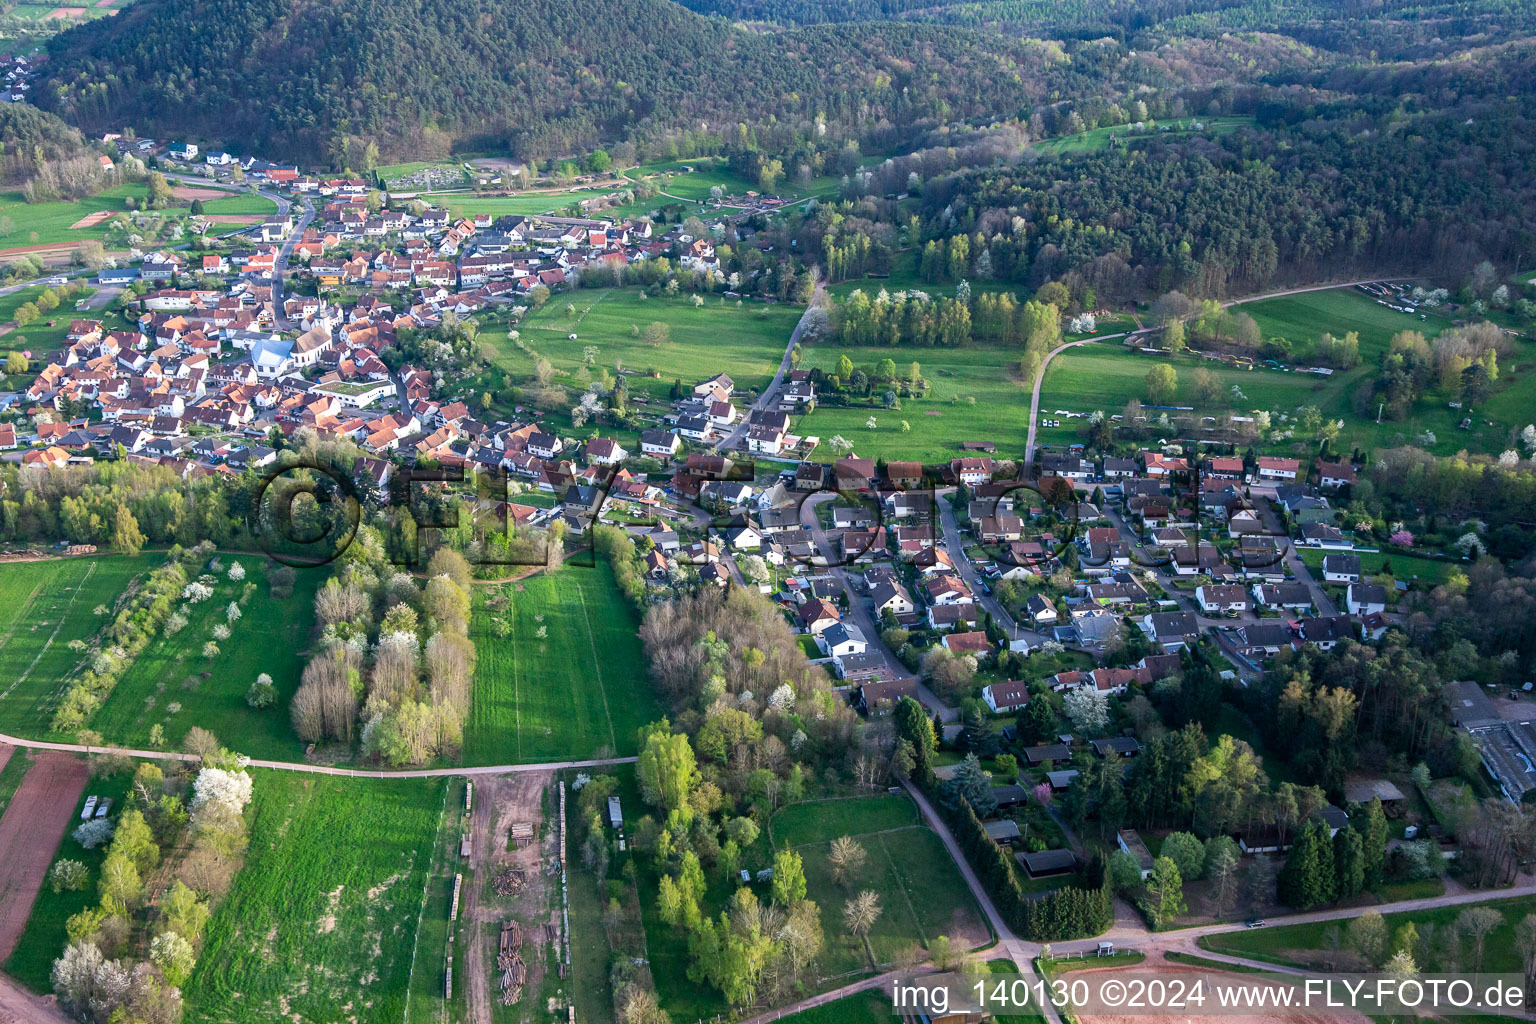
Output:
[
  {"xmin": 719, "ymin": 280, "xmax": 825, "ymax": 451},
  {"xmin": 1023, "ymin": 277, "xmax": 1414, "ymax": 468},
  {"xmin": 0, "ymin": 731, "xmax": 635, "ymax": 779}
]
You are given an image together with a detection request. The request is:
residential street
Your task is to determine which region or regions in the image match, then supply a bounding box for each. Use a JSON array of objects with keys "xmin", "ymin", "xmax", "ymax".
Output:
[
  {"xmin": 934, "ymin": 487, "xmax": 1041, "ymax": 645},
  {"xmin": 800, "ymin": 491, "xmax": 957, "ymax": 722},
  {"xmin": 719, "ymin": 281, "xmax": 824, "ymax": 451}
]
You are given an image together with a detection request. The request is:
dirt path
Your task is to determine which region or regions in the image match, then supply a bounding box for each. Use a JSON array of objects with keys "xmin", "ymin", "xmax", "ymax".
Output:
[
  {"xmin": 0, "ymin": 970, "xmax": 69, "ymax": 1024},
  {"xmin": 463, "ymin": 772, "xmax": 556, "ymax": 1024},
  {"xmin": 0, "ymin": 751, "xmax": 89, "ymax": 958}
]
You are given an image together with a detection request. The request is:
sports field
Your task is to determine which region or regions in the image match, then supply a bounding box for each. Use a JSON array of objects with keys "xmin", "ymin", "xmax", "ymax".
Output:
[
  {"xmin": 0, "ymin": 555, "xmax": 150, "ymax": 737},
  {"xmin": 483, "ymin": 287, "xmax": 798, "ymax": 403},
  {"xmin": 196, "ymin": 192, "xmax": 278, "ymax": 217},
  {"xmin": 183, "ymin": 770, "xmax": 447, "ymax": 1023},
  {"xmin": 85, "ymin": 560, "xmax": 321, "ymax": 760},
  {"xmin": 464, "ymin": 565, "xmax": 666, "ymax": 764}
]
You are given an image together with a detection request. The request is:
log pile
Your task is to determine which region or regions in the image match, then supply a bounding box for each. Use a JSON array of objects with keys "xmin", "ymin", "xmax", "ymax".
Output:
[
  {"xmin": 498, "ymin": 920, "xmax": 525, "ymax": 1005},
  {"xmin": 493, "ymin": 868, "xmax": 526, "ymax": 897}
]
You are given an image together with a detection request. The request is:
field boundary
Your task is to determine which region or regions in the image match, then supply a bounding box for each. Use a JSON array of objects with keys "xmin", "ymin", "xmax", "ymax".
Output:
[
  {"xmin": 876, "ymin": 831, "xmax": 929, "ymax": 946},
  {"xmin": 574, "ymin": 581, "xmax": 619, "ymax": 753},
  {"xmin": 403, "ymin": 778, "xmax": 449, "ymax": 1024}
]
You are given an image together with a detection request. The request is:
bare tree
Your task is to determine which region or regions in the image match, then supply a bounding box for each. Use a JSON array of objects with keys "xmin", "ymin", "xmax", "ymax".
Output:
[
  {"xmin": 829, "ymin": 836, "xmax": 867, "ymax": 888},
  {"xmin": 844, "ymin": 890, "xmax": 882, "ymax": 968},
  {"xmin": 1458, "ymin": 906, "xmax": 1502, "ymax": 971}
]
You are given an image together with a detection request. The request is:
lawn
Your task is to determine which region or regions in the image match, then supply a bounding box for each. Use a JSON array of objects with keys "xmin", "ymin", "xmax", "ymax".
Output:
[
  {"xmin": 1296, "ymin": 547, "xmax": 1459, "ymax": 586},
  {"xmin": 770, "ymin": 794, "xmax": 920, "ymax": 848},
  {"xmin": 0, "ymin": 282, "xmax": 102, "ymax": 373},
  {"xmin": 0, "ymin": 745, "xmax": 31, "ymax": 820},
  {"xmin": 795, "ymin": 342, "xmax": 1034, "ymax": 462},
  {"xmin": 85, "ymin": 559, "xmax": 321, "ymax": 760},
  {"xmin": 182, "ymin": 773, "xmax": 445, "ymax": 1019},
  {"xmin": 481, "ymin": 287, "xmax": 798, "ymax": 404},
  {"xmin": 1201, "ymin": 895, "xmax": 1536, "ymax": 973},
  {"xmin": 1031, "ymin": 286, "xmax": 1536, "ymax": 458},
  {"xmin": 0, "ymin": 555, "xmax": 151, "ymax": 738},
  {"xmin": 464, "ymin": 564, "xmax": 666, "ymax": 764},
  {"xmin": 5, "ymin": 767, "xmax": 134, "ymax": 992},
  {"xmin": 183, "ymin": 770, "xmax": 446, "ymax": 1023},
  {"xmin": 625, "ymin": 156, "xmax": 843, "ymax": 204},
  {"xmin": 804, "ymin": 825, "xmax": 988, "ymax": 968},
  {"xmin": 1239, "ymin": 287, "xmax": 1443, "ymax": 362}
]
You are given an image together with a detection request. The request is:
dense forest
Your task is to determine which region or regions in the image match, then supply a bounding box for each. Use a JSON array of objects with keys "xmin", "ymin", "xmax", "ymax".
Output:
[
  {"xmin": 880, "ymin": 49, "xmax": 1536, "ymax": 299},
  {"xmin": 0, "ymin": 103, "xmax": 113, "ymax": 200},
  {"xmin": 679, "ymin": 0, "xmax": 1536, "ymax": 58},
  {"xmin": 35, "ymin": 0, "xmax": 1089, "ymax": 165}
]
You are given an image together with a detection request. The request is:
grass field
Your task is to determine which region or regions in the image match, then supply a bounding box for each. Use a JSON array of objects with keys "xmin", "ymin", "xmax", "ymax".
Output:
[
  {"xmin": 0, "ymin": 183, "xmax": 150, "ymax": 248},
  {"xmin": 1202, "ymin": 895, "xmax": 1536, "ymax": 973},
  {"xmin": 184, "ymin": 770, "xmax": 446, "ymax": 1023},
  {"xmin": 86, "ymin": 560, "xmax": 320, "ymax": 760},
  {"xmin": 197, "ymin": 192, "xmax": 278, "ymax": 217},
  {"xmin": 403, "ymin": 777, "xmax": 468, "ymax": 1024},
  {"xmin": 770, "ymin": 794, "xmax": 920, "ymax": 848},
  {"xmin": 5, "ymin": 767, "xmax": 133, "ymax": 992},
  {"xmin": 477, "ymin": 287, "xmax": 798, "ymax": 428},
  {"xmin": 1033, "ymin": 117, "xmax": 1255, "ymax": 156},
  {"xmin": 777, "ymin": 989, "xmax": 890, "ymax": 1024},
  {"xmin": 626, "ymin": 156, "xmax": 845, "ymax": 204},
  {"xmin": 801, "ymin": 824, "xmax": 989, "ymax": 974},
  {"xmin": 464, "ymin": 565, "xmax": 666, "ymax": 764},
  {"xmin": 771, "ymin": 793, "xmax": 987, "ymax": 975},
  {"xmin": 419, "ymin": 188, "xmax": 617, "ymax": 219},
  {"xmin": 795, "ymin": 341, "xmax": 1034, "ymax": 462},
  {"xmin": 0, "ymin": 555, "xmax": 151, "ymax": 738},
  {"xmin": 0, "ymin": 282, "xmax": 102, "ymax": 371},
  {"xmin": 1029, "ymin": 286, "xmax": 1536, "ymax": 457},
  {"xmin": 0, "ymin": 746, "xmax": 30, "ymax": 819}
]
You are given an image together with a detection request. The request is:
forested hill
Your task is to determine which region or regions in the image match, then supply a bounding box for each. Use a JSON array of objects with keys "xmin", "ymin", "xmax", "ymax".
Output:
[
  {"xmin": 32, "ymin": 0, "xmax": 1068, "ymax": 165},
  {"xmin": 679, "ymin": 0, "xmax": 1536, "ymax": 58}
]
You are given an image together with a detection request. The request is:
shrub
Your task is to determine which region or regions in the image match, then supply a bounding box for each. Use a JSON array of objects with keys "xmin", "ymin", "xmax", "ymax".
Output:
[
  {"xmin": 48, "ymin": 859, "xmax": 89, "ymax": 894},
  {"xmin": 72, "ymin": 818, "xmax": 115, "ymax": 849},
  {"xmin": 246, "ymin": 676, "xmax": 277, "ymax": 709}
]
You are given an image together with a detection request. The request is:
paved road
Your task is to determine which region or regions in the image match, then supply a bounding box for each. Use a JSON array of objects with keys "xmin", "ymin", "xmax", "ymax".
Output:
[
  {"xmin": 934, "ymin": 487, "xmax": 1043, "ymax": 646},
  {"xmin": 799, "ymin": 491, "xmax": 957, "ymax": 722},
  {"xmin": 1050, "ymin": 879, "xmax": 1536, "ymax": 959},
  {"xmin": 720, "ymin": 282, "xmax": 824, "ymax": 451},
  {"xmin": 0, "ymin": 730, "xmax": 636, "ymax": 778},
  {"xmin": 901, "ymin": 777, "xmax": 1063, "ymax": 1024},
  {"xmin": 269, "ymin": 194, "xmax": 315, "ymax": 329}
]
